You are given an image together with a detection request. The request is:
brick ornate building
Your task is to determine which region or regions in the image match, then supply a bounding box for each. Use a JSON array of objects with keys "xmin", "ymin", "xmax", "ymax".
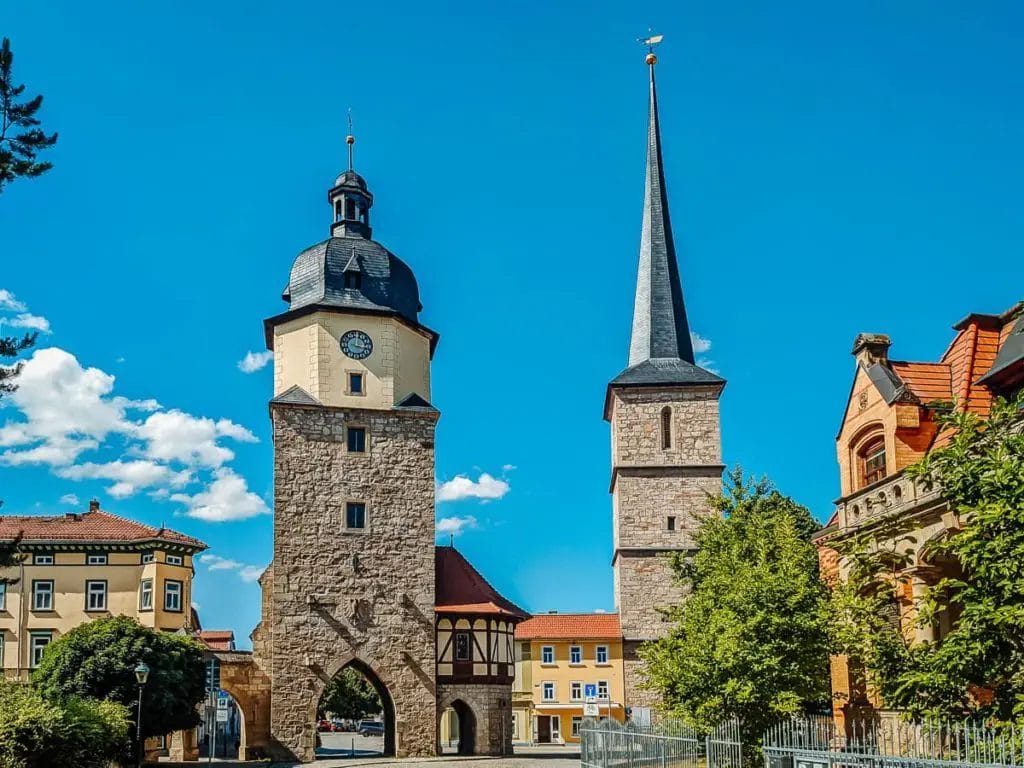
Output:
[
  {"xmin": 605, "ymin": 52, "xmax": 726, "ymax": 719},
  {"xmin": 817, "ymin": 302, "xmax": 1024, "ymax": 726}
]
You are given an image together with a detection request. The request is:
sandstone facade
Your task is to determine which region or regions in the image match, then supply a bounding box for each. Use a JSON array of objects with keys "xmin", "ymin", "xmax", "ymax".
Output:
[
  {"xmin": 438, "ymin": 682, "xmax": 514, "ymax": 756},
  {"xmin": 267, "ymin": 401, "xmax": 439, "ymax": 761},
  {"xmin": 609, "ymin": 384, "xmax": 724, "ymax": 708}
]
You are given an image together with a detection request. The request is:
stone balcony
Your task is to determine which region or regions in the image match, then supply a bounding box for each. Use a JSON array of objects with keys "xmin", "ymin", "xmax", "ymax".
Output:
[{"xmin": 834, "ymin": 469, "xmax": 945, "ymax": 534}]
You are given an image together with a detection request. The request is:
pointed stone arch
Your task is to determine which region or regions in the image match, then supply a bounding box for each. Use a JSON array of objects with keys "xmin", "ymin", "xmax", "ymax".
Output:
[{"xmin": 310, "ymin": 655, "xmax": 398, "ymax": 757}]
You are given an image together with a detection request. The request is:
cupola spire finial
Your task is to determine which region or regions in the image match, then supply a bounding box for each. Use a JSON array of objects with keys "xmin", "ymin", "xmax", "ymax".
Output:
[{"xmin": 346, "ymin": 108, "xmax": 355, "ymax": 171}]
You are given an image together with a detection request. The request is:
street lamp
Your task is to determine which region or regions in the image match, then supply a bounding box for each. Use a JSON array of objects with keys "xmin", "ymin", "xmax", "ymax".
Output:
[{"xmin": 134, "ymin": 662, "xmax": 150, "ymax": 768}]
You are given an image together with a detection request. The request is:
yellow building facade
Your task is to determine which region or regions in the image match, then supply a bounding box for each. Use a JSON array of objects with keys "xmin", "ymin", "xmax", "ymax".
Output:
[
  {"xmin": 512, "ymin": 613, "xmax": 625, "ymax": 745},
  {"xmin": 0, "ymin": 501, "xmax": 207, "ymax": 679}
]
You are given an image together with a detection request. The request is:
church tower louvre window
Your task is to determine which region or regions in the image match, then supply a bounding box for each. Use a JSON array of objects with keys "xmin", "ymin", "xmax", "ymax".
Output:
[{"xmin": 604, "ymin": 44, "xmax": 726, "ymax": 719}]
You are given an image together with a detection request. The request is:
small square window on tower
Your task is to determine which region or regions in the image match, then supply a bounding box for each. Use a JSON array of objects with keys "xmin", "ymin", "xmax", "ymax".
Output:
[
  {"xmin": 348, "ymin": 372, "xmax": 364, "ymax": 395},
  {"xmin": 667, "ymin": 516, "xmax": 676, "ymax": 532},
  {"xmin": 346, "ymin": 502, "xmax": 366, "ymax": 530},
  {"xmin": 347, "ymin": 427, "xmax": 366, "ymax": 453}
]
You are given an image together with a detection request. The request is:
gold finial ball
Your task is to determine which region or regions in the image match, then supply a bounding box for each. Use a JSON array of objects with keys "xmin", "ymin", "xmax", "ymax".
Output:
[
  {"xmin": 346, "ymin": 134, "xmax": 355, "ymax": 145},
  {"xmin": 646, "ymin": 53, "xmax": 657, "ymax": 65}
]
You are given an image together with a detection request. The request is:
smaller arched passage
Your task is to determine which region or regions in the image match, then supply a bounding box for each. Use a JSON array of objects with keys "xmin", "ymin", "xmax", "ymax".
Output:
[
  {"xmin": 199, "ymin": 689, "xmax": 244, "ymax": 760},
  {"xmin": 314, "ymin": 659, "xmax": 397, "ymax": 759},
  {"xmin": 440, "ymin": 699, "xmax": 477, "ymax": 756}
]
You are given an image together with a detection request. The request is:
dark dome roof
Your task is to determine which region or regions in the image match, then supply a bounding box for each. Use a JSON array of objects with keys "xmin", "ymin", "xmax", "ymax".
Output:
[
  {"xmin": 333, "ymin": 170, "xmax": 368, "ymax": 190},
  {"xmin": 284, "ymin": 235, "xmax": 423, "ymax": 323}
]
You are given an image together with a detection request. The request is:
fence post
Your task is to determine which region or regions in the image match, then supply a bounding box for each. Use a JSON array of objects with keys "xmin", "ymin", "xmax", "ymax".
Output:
[
  {"xmin": 706, "ymin": 733, "xmax": 712, "ymax": 768},
  {"xmin": 661, "ymin": 737, "xmax": 667, "ymax": 768}
]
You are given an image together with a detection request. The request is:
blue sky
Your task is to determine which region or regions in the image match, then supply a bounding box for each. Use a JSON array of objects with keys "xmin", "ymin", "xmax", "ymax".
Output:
[{"xmin": 1, "ymin": 1, "xmax": 1021, "ymax": 646}]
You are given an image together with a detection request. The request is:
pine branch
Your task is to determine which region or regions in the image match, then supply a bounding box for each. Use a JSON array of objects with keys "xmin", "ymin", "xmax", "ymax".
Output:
[{"xmin": 0, "ymin": 37, "xmax": 57, "ymax": 192}]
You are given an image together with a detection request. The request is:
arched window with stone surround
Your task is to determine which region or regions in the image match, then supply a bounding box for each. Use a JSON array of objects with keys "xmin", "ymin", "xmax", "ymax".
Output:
[
  {"xmin": 660, "ymin": 406, "xmax": 672, "ymax": 450},
  {"xmin": 858, "ymin": 435, "xmax": 887, "ymax": 488}
]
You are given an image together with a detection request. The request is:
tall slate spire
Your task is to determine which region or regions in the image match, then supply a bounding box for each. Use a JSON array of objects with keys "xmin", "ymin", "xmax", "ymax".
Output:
[{"xmin": 611, "ymin": 51, "xmax": 723, "ymax": 390}]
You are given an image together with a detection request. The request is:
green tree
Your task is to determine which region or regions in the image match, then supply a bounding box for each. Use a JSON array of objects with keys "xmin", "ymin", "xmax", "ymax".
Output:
[
  {"xmin": 31, "ymin": 616, "xmax": 206, "ymax": 740},
  {"xmin": 0, "ymin": 37, "xmax": 57, "ymax": 192},
  {"xmin": 641, "ymin": 469, "xmax": 830, "ymax": 752},
  {"xmin": 0, "ymin": 680, "xmax": 129, "ymax": 768},
  {"xmin": 834, "ymin": 392, "xmax": 1024, "ymax": 721},
  {"xmin": 319, "ymin": 667, "xmax": 381, "ymax": 720}
]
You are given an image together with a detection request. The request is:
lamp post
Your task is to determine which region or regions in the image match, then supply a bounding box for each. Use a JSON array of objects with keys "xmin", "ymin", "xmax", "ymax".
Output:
[{"xmin": 134, "ymin": 661, "xmax": 150, "ymax": 768}]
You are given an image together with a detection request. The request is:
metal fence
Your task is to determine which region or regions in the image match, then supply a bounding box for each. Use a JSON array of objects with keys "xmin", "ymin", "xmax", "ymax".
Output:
[
  {"xmin": 581, "ymin": 717, "xmax": 743, "ymax": 768},
  {"xmin": 763, "ymin": 716, "xmax": 1024, "ymax": 768}
]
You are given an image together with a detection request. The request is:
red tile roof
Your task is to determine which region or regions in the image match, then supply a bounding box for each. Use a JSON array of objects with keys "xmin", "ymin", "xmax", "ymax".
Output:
[
  {"xmin": 515, "ymin": 612, "xmax": 621, "ymax": 640},
  {"xmin": 0, "ymin": 509, "xmax": 207, "ymax": 550},
  {"xmin": 434, "ymin": 546, "xmax": 529, "ymax": 620},
  {"xmin": 198, "ymin": 630, "xmax": 235, "ymax": 651},
  {"xmin": 889, "ymin": 361, "xmax": 952, "ymax": 403}
]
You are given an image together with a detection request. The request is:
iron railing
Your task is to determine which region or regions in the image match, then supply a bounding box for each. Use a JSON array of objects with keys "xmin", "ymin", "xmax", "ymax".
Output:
[
  {"xmin": 763, "ymin": 716, "xmax": 1024, "ymax": 768},
  {"xmin": 581, "ymin": 717, "xmax": 742, "ymax": 768}
]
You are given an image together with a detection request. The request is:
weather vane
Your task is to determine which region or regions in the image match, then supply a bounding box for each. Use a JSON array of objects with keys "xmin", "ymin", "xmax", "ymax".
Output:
[
  {"xmin": 346, "ymin": 108, "xmax": 355, "ymax": 171},
  {"xmin": 638, "ymin": 30, "xmax": 664, "ymax": 64}
]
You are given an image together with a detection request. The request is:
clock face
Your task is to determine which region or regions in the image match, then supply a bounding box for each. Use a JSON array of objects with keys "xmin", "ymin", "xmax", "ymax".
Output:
[{"xmin": 340, "ymin": 330, "xmax": 373, "ymax": 360}]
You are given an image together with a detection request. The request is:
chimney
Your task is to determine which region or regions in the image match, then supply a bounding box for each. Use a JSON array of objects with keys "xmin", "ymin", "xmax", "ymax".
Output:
[
  {"xmin": 852, "ymin": 333, "xmax": 891, "ymax": 367},
  {"xmin": 88, "ymin": 499, "xmax": 100, "ymax": 512}
]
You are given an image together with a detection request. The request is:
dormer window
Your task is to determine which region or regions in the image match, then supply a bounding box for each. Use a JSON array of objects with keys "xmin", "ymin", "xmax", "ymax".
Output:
[
  {"xmin": 344, "ymin": 271, "xmax": 361, "ymax": 290},
  {"xmin": 859, "ymin": 436, "xmax": 887, "ymax": 488}
]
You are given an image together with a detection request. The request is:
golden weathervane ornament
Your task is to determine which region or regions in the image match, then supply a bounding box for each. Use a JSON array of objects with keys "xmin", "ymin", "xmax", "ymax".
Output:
[{"xmin": 638, "ymin": 31, "xmax": 664, "ymax": 65}]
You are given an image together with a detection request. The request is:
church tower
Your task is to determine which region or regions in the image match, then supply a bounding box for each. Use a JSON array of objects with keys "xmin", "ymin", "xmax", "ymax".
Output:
[
  {"xmin": 263, "ymin": 135, "xmax": 440, "ymax": 760},
  {"xmin": 605, "ymin": 51, "xmax": 726, "ymax": 718}
]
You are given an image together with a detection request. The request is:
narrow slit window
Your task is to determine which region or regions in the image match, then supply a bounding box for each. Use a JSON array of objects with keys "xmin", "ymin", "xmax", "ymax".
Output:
[
  {"xmin": 348, "ymin": 372, "xmax": 364, "ymax": 395},
  {"xmin": 661, "ymin": 406, "xmax": 672, "ymax": 450},
  {"xmin": 345, "ymin": 198, "xmax": 356, "ymax": 220},
  {"xmin": 454, "ymin": 631, "xmax": 471, "ymax": 661},
  {"xmin": 667, "ymin": 516, "xmax": 676, "ymax": 531}
]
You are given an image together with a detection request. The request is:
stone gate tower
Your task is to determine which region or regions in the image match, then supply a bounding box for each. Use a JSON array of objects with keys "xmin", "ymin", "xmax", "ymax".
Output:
[
  {"xmin": 263, "ymin": 139, "xmax": 440, "ymax": 760},
  {"xmin": 604, "ymin": 53, "xmax": 726, "ymax": 718}
]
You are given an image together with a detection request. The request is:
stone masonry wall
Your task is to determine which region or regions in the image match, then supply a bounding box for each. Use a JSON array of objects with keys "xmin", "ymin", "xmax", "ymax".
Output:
[
  {"xmin": 610, "ymin": 384, "xmax": 723, "ymax": 714},
  {"xmin": 269, "ymin": 402, "xmax": 439, "ymax": 761},
  {"xmin": 437, "ymin": 682, "xmax": 514, "ymax": 756}
]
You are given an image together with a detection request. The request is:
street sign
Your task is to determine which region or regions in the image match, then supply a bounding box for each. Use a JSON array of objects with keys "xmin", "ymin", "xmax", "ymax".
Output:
[
  {"xmin": 585, "ymin": 695, "xmax": 597, "ymax": 704},
  {"xmin": 217, "ymin": 697, "xmax": 228, "ymax": 710},
  {"xmin": 584, "ymin": 683, "xmax": 598, "ymax": 699},
  {"xmin": 216, "ymin": 709, "xmax": 229, "ymax": 723},
  {"xmin": 583, "ymin": 702, "xmax": 600, "ymax": 717}
]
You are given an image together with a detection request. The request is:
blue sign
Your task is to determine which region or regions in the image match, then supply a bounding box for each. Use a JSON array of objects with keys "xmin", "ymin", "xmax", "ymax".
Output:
[{"xmin": 584, "ymin": 683, "xmax": 598, "ymax": 699}]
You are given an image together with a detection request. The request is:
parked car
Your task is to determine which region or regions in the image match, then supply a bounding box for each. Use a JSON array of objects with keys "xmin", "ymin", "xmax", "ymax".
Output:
[
  {"xmin": 358, "ymin": 721, "xmax": 384, "ymax": 737},
  {"xmin": 317, "ymin": 719, "xmax": 333, "ymax": 732},
  {"xmin": 330, "ymin": 719, "xmax": 347, "ymax": 732}
]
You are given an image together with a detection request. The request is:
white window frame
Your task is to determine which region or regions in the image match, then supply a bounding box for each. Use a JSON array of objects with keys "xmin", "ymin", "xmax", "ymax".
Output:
[
  {"xmin": 86, "ymin": 553, "xmax": 107, "ymax": 565},
  {"xmin": 30, "ymin": 632, "xmax": 52, "ymax": 668},
  {"xmin": 164, "ymin": 580, "xmax": 183, "ymax": 611},
  {"xmin": 0, "ymin": 581, "xmax": 6, "ymax": 611},
  {"xmin": 141, "ymin": 553, "xmax": 155, "ymax": 564},
  {"xmin": 33, "ymin": 553, "xmax": 53, "ymax": 565},
  {"xmin": 551, "ymin": 715, "xmax": 561, "ymax": 740},
  {"xmin": 570, "ymin": 681, "xmax": 582, "ymax": 701},
  {"xmin": 139, "ymin": 579, "xmax": 154, "ymax": 610},
  {"xmin": 166, "ymin": 554, "xmax": 183, "ymax": 566},
  {"xmin": 598, "ymin": 680, "xmax": 609, "ymax": 699},
  {"xmin": 572, "ymin": 716, "xmax": 583, "ymax": 737},
  {"xmin": 596, "ymin": 645, "xmax": 609, "ymax": 664},
  {"xmin": 86, "ymin": 580, "xmax": 107, "ymax": 611},
  {"xmin": 541, "ymin": 645, "xmax": 554, "ymax": 664},
  {"xmin": 32, "ymin": 580, "xmax": 53, "ymax": 611},
  {"xmin": 542, "ymin": 681, "xmax": 556, "ymax": 702},
  {"xmin": 569, "ymin": 645, "xmax": 582, "ymax": 664}
]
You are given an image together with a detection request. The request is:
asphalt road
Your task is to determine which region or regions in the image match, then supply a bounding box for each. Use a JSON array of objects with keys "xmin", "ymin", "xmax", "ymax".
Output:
[{"xmin": 317, "ymin": 731, "xmax": 386, "ymax": 758}]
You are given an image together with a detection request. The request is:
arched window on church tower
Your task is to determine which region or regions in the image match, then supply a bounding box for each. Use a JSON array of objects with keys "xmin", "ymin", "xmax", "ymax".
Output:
[{"xmin": 660, "ymin": 406, "xmax": 672, "ymax": 450}]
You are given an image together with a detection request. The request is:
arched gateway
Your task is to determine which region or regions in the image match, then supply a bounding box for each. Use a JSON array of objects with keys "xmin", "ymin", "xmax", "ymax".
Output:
[{"xmin": 235, "ymin": 140, "xmax": 528, "ymax": 763}]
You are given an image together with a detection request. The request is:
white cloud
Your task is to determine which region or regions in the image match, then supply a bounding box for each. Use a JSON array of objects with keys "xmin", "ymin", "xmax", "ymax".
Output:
[
  {"xmin": 199, "ymin": 553, "xmax": 243, "ymax": 571},
  {"xmin": 239, "ymin": 565, "xmax": 266, "ymax": 583},
  {"xmin": 436, "ymin": 472, "xmax": 510, "ymax": 503},
  {"xmin": 436, "ymin": 515, "xmax": 477, "ymax": 537},
  {"xmin": 136, "ymin": 410, "xmax": 255, "ymax": 468},
  {"xmin": 59, "ymin": 493, "xmax": 80, "ymax": 506},
  {"xmin": 501, "ymin": 464, "xmax": 517, "ymax": 472},
  {"xmin": 238, "ymin": 350, "xmax": 273, "ymax": 373},
  {"xmin": 172, "ymin": 468, "xmax": 271, "ymax": 522},
  {"xmin": 7, "ymin": 313, "xmax": 51, "ymax": 333},
  {"xmin": 0, "ymin": 290, "xmax": 26, "ymax": 312},
  {"xmin": 0, "ymin": 346, "xmax": 265, "ymax": 525},
  {"xmin": 690, "ymin": 332, "xmax": 712, "ymax": 355}
]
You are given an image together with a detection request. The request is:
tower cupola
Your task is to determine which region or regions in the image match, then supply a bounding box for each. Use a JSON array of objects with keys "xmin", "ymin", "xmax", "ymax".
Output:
[{"xmin": 328, "ymin": 130, "xmax": 373, "ymax": 238}]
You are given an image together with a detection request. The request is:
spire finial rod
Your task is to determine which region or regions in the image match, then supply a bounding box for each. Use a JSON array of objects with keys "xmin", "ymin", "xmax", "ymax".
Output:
[
  {"xmin": 345, "ymin": 108, "xmax": 355, "ymax": 171},
  {"xmin": 638, "ymin": 30, "xmax": 663, "ymax": 67}
]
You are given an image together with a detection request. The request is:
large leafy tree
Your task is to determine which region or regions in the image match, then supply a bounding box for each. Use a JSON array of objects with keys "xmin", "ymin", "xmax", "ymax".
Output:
[
  {"xmin": 641, "ymin": 469, "xmax": 830, "ymax": 749},
  {"xmin": 32, "ymin": 616, "xmax": 207, "ymax": 740},
  {"xmin": 0, "ymin": 37, "xmax": 58, "ymax": 192},
  {"xmin": 319, "ymin": 667, "xmax": 381, "ymax": 721},
  {"xmin": 834, "ymin": 392, "xmax": 1024, "ymax": 721}
]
